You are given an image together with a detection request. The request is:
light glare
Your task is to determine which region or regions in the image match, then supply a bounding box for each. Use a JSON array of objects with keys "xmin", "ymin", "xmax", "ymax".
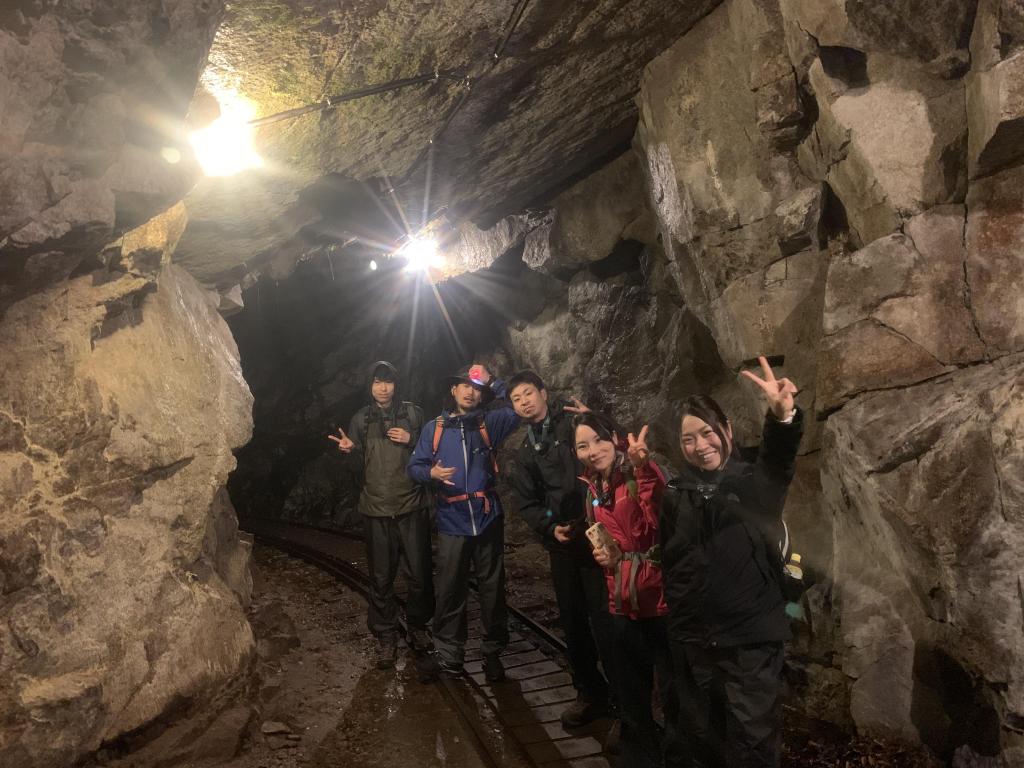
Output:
[
  {"xmin": 188, "ymin": 92, "xmax": 263, "ymax": 177},
  {"xmin": 400, "ymin": 237, "xmax": 443, "ymax": 272}
]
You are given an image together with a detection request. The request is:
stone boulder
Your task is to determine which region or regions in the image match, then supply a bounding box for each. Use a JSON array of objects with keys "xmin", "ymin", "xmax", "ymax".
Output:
[
  {"xmin": 818, "ymin": 205, "xmax": 987, "ymax": 412},
  {"xmin": 523, "ymin": 151, "xmax": 655, "ymax": 277},
  {"xmin": 965, "ymin": 164, "xmax": 1024, "ymax": 356},
  {"xmin": 969, "ymin": 0, "xmax": 1024, "ymax": 178},
  {"xmin": 822, "ymin": 354, "xmax": 1024, "ymax": 757},
  {"xmin": 799, "ymin": 55, "xmax": 967, "ymax": 248},
  {"xmin": 0, "ymin": 264, "xmax": 254, "ymax": 768},
  {"xmin": 779, "ymin": 0, "xmax": 976, "ymax": 67},
  {"xmin": 0, "ymin": 1, "xmax": 225, "ymax": 308}
]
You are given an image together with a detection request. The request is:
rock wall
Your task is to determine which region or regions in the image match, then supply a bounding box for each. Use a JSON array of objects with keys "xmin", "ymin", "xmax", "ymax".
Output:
[
  {"xmin": 0, "ymin": 259, "xmax": 254, "ymax": 767},
  {"xmin": 0, "ymin": 0, "xmax": 224, "ymax": 315},
  {"xmin": 500, "ymin": 0, "xmax": 1024, "ymax": 761},
  {"xmin": 0, "ymin": 4, "xmax": 262, "ymax": 766}
]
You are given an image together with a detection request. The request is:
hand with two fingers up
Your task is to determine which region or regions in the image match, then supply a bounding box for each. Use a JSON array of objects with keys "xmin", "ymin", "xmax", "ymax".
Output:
[
  {"xmin": 740, "ymin": 355, "xmax": 799, "ymax": 421},
  {"xmin": 626, "ymin": 425, "xmax": 651, "ymax": 468},
  {"xmin": 327, "ymin": 427, "xmax": 355, "ymax": 453}
]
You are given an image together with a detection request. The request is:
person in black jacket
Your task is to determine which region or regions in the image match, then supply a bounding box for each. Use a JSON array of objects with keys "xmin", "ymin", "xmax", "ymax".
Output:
[
  {"xmin": 329, "ymin": 361, "xmax": 431, "ymax": 669},
  {"xmin": 507, "ymin": 371, "xmax": 619, "ymax": 738},
  {"xmin": 660, "ymin": 356, "xmax": 802, "ymax": 768}
]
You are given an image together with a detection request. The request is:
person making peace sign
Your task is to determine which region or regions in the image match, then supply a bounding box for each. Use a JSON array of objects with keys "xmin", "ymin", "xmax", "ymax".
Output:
[
  {"xmin": 574, "ymin": 411, "xmax": 683, "ymax": 768},
  {"xmin": 660, "ymin": 356, "xmax": 804, "ymax": 768}
]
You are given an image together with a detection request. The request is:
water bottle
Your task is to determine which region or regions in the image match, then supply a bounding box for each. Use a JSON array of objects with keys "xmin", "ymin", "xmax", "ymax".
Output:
[{"xmin": 785, "ymin": 552, "xmax": 803, "ymax": 581}]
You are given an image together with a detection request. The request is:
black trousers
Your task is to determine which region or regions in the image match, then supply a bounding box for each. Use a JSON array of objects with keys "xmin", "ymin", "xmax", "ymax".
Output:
[
  {"xmin": 550, "ymin": 549, "xmax": 617, "ymax": 704},
  {"xmin": 672, "ymin": 641, "xmax": 784, "ymax": 768},
  {"xmin": 363, "ymin": 509, "xmax": 434, "ymax": 641},
  {"xmin": 612, "ymin": 615, "xmax": 683, "ymax": 768},
  {"xmin": 433, "ymin": 519, "xmax": 508, "ymax": 665}
]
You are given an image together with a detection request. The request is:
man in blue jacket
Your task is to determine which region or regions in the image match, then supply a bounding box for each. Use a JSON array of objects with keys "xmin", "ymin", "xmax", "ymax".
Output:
[{"xmin": 408, "ymin": 363, "xmax": 519, "ymax": 682}]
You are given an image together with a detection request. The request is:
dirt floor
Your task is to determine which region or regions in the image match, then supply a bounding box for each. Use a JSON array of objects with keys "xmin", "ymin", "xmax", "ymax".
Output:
[
  {"xmin": 219, "ymin": 545, "xmax": 509, "ymax": 768},
  {"xmin": 89, "ymin": 518, "xmax": 946, "ymax": 768}
]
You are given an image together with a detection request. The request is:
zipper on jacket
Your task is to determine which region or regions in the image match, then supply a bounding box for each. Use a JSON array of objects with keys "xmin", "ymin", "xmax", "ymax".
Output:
[{"xmin": 460, "ymin": 420, "xmax": 477, "ymax": 536}]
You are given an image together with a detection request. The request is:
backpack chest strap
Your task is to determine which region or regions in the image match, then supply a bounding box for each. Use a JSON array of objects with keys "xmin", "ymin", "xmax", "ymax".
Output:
[{"xmin": 614, "ymin": 545, "xmax": 662, "ymax": 613}]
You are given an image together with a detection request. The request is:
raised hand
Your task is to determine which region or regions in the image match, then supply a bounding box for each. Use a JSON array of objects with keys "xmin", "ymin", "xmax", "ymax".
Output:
[
  {"xmin": 563, "ymin": 396, "xmax": 590, "ymax": 415},
  {"xmin": 430, "ymin": 460, "xmax": 457, "ymax": 486},
  {"xmin": 387, "ymin": 427, "xmax": 411, "ymax": 445},
  {"xmin": 740, "ymin": 355, "xmax": 798, "ymax": 420},
  {"xmin": 327, "ymin": 427, "xmax": 354, "ymax": 453},
  {"xmin": 626, "ymin": 424, "xmax": 651, "ymax": 467}
]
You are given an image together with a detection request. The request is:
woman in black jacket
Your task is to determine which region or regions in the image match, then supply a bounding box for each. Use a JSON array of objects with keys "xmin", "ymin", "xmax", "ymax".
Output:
[{"xmin": 660, "ymin": 356, "xmax": 802, "ymax": 768}]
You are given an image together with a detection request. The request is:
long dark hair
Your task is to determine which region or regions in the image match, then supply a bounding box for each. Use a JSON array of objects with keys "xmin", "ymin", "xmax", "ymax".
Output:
[{"xmin": 678, "ymin": 395, "xmax": 737, "ymax": 464}]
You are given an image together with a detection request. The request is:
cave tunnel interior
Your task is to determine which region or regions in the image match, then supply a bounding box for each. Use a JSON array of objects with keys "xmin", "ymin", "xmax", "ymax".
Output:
[{"xmin": 2, "ymin": 0, "xmax": 1022, "ymax": 766}]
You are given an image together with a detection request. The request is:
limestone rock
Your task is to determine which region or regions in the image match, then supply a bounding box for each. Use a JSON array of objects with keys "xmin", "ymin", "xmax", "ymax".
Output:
[
  {"xmin": 0, "ymin": 0, "xmax": 225, "ymax": 304},
  {"xmin": 173, "ymin": 171, "xmax": 319, "ymax": 288},
  {"xmin": 102, "ymin": 202, "xmax": 188, "ymax": 276},
  {"xmin": 522, "ymin": 151, "xmax": 654, "ymax": 277},
  {"xmin": 779, "ymin": 0, "xmax": 976, "ymax": 66},
  {"xmin": 967, "ymin": 50, "xmax": 1024, "ymax": 178},
  {"xmin": 799, "ymin": 55, "xmax": 967, "ymax": 247},
  {"xmin": 970, "ymin": 0, "xmax": 1024, "ymax": 72},
  {"xmin": 774, "ymin": 185, "xmax": 824, "ymax": 256},
  {"xmin": 0, "ymin": 264, "xmax": 253, "ymax": 768},
  {"xmin": 965, "ymin": 165, "xmax": 1024, "ymax": 356},
  {"xmin": 444, "ymin": 213, "xmax": 538, "ymax": 276},
  {"xmin": 822, "ymin": 354, "xmax": 1024, "ymax": 750},
  {"xmin": 818, "ymin": 206, "xmax": 986, "ymax": 412},
  {"xmin": 636, "ymin": 0, "xmax": 813, "ymax": 328}
]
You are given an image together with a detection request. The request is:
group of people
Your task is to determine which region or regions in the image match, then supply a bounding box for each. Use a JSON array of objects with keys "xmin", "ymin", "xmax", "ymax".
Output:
[{"xmin": 330, "ymin": 356, "xmax": 803, "ymax": 767}]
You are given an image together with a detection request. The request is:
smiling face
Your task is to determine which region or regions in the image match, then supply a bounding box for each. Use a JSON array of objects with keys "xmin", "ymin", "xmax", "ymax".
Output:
[
  {"xmin": 371, "ymin": 377, "xmax": 395, "ymax": 407},
  {"xmin": 680, "ymin": 415, "xmax": 732, "ymax": 471},
  {"xmin": 509, "ymin": 382, "xmax": 549, "ymax": 423},
  {"xmin": 575, "ymin": 424, "xmax": 618, "ymax": 478},
  {"xmin": 451, "ymin": 382, "xmax": 483, "ymax": 414}
]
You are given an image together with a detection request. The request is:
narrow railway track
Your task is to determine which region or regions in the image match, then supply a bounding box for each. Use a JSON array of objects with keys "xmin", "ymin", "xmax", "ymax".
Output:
[{"xmin": 244, "ymin": 519, "xmax": 613, "ymax": 768}]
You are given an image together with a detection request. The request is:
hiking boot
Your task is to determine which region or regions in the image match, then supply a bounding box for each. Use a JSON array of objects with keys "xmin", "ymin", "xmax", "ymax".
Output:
[
  {"xmin": 416, "ymin": 654, "xmax": 463, "ymax": 683},
  {"xmin": 374, "ymin": 638, "xmax": 397, "ymax": 669},
  {"xmin": 604, "ymin": 719, "xmax": 621, "ymax": 755},
  {"xmin": 560, "ymin": 696, "xmax": 610, "ymax": 728},
  {"xmin": 407, "ymin": 627, "xmax": 432, "ymax": 654},
  {"xmin": 482, "ymin": 653, "xmax": 506, "ymax": 683}
]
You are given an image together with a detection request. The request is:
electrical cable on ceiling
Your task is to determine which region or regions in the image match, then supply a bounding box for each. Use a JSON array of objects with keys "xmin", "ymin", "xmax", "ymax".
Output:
[
  {"xmin": 245, "ymin": 0, "xmax": 533, "ymax": 173},
  {"xmin": 248, "ymin": 70, "xmax": 464, "ymax": 128}
]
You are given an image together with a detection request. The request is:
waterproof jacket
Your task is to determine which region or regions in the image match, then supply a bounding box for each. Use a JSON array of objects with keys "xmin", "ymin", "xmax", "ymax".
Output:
[
  {"xmin": 659, "ymin": 409, "xmax": 803, "ymax": 648},
  {"xmin": 407, "ymin": 380, "xmax": 519, "ymax": 537},
  {"xmin": 510, "ymin": 397, "xmax": 591, "ymax": 557},
  {"xmin": 348, "ymin": 400, "xmax": 427, "ymax": 517},
  {"xmin": 581, "ymin": 460, "xmax": 668, "ymax": 620}
]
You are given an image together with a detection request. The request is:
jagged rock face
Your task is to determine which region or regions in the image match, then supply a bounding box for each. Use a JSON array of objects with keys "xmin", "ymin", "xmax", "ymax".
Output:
[
  {"xmin": 610, "ymin": 0, "xmax": 1024, "ymax": 759},
  {"xmin": 0, "ymin": 0, "xmax": 225, "ymax": 313},
  {"xmin": 0, "ymin": 263, "xmax": 254, "ymax": 767},
  {"xmin": 169, "ymin": 0, "xmax": 725, "ymax": 287},
  {"xmin": 822, "ymin": 356, "xmax": 1023, "ymax": 753}
]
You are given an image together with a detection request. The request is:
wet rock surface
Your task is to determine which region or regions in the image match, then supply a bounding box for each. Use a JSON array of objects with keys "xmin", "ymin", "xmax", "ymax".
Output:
[{"xmin": 0, "ymin": 263, "xmax": 253, "ymax": 767}]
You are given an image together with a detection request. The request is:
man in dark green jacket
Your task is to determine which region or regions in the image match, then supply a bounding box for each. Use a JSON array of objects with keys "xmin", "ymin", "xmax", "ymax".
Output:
[{"xmin": 329, "ymin": 361, "xmax": 432, "ymax": 668}]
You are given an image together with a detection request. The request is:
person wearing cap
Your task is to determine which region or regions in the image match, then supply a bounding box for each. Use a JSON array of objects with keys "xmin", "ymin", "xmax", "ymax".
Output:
[
  {"xmin": 407, "ymin": 363, "xmax": 519, "ymax": 682},
  {"xmin": 328, "ymin": 361, "xmax": 432, "ymax": 669}
]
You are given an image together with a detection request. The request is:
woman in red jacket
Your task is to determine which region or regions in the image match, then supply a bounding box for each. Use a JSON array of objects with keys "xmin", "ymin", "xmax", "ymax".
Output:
[{"xmin": 574, "ymin": 412, "xmax": 680, "ymax": 768}]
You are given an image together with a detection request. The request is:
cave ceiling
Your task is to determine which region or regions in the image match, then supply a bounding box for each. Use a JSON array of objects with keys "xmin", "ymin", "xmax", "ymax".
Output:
[{"xmin": 172, "ymin": 0, "xmax": 721, "ymax": 288}]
